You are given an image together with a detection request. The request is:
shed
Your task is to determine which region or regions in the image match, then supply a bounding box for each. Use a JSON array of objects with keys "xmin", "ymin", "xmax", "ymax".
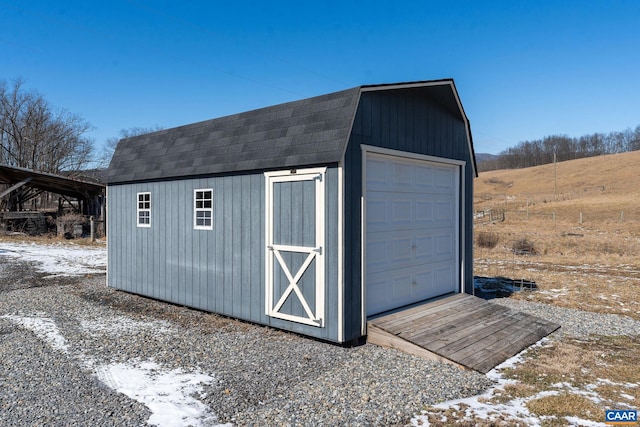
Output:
[{"xmin": 105, "ymin": 79, "xmax": 477, "ymax": 344}]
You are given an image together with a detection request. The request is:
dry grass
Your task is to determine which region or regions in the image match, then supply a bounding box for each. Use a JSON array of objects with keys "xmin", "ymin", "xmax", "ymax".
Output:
[
  {"xmin": 0, "ymin": 233, "xmax": 105, "ymax": 247},
  {"xmin": 526, "ymin": 394, "xmax": 601, "ymax": 426}
]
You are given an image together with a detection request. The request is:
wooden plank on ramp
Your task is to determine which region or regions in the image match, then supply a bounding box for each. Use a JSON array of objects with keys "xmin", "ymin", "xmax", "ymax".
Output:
[{"xmin": 367, "ymin": 294, "xmax": 560, "ymax": 373}]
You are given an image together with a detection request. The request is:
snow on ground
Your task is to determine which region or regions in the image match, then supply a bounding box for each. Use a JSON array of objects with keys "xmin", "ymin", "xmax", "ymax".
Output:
[
  {"xmin": 94, "ymin": 361, "xmax": 225, "ymax": 427},
  {"xmin": 1, "ymin": 312, "xmax": 230, "ymax": 427},
  {"xmin": 409, "ymin": 338, "xmax": 611, "ymax": 427},
  {"xmin": 0, "ymin": 240, "xmax": 106, "ymax": 276},
  {"xmin": 1, "ymin": 313, "xmax": 70, "ymax": 352}
]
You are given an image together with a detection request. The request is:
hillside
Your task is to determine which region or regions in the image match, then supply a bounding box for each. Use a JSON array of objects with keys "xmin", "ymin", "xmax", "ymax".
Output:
[{"xmin": 475, "ymin": 150, "xmax": 640, "ymax": 230}]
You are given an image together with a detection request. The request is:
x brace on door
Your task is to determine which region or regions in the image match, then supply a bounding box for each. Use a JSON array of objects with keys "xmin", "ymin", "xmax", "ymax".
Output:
[{"xmin": 270, "ymin": 245, "xmax": 320, "ymax": 324}]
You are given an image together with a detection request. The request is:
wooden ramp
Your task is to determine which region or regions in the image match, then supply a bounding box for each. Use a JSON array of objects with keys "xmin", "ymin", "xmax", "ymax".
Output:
[{"xmin": 367, "ymin": 293, "xmax": 560, "ymax": 373}]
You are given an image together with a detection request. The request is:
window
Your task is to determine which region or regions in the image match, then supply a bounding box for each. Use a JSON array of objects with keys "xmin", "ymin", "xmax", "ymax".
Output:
[
  {"xmin": 194, "ymin": 189, "xmax": 213, "ymax": 230},
  {"xmin": 137, "ymin": 192, "xmax": 151, "ymax": 227}
]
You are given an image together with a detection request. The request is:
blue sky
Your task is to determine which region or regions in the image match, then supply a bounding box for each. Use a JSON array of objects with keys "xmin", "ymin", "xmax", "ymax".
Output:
[{"xmin": 2, "ymin": 1, "xmax": 639, "ymax": 155}]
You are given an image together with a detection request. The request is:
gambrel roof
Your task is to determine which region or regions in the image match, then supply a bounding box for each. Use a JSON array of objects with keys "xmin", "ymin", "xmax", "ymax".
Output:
[{"xmin": 105, "ymin": 79, "xmax": 475, "ymax": 184}]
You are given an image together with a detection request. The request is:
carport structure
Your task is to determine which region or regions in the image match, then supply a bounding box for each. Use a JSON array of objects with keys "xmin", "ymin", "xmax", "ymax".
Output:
[{"xmin": 0, "ymin": 164, "xmax": 105, "ymax": 226}]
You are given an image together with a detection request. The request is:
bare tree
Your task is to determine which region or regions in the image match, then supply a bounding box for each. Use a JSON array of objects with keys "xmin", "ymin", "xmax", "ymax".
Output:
[
  {"xmin": 0, "ymin": 78, "xmax": 94, "ymax": 174},
  {"xmin": 99, "ymin": 125, "xmax": 163, "ymax": 168}
]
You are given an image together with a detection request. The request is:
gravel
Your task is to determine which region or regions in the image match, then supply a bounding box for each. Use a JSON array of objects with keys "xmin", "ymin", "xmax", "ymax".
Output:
[
  {"xmin": 3, "ymin": 256, "xmax": 639, "ymax": 426},
  {"xmin": 492, "ymin": 298, "xmax": 640, "ymax": 339},
  {"xmin": 0, "ymin": 259, "xmax": 492, "ymax": 426}
]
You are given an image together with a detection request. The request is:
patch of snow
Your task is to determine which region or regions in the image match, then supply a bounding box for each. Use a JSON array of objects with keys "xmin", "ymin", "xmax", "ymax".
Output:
[
  {"xmin": 1, "ymin": 314, "xmax": 69, "ymax": 352},
  {"xmin": 620, "ymin": 393, "xmax": 635, "ymax": 401},
  {"xmin": 596, "ymin": 378, "xmax": 639, "ymax": 388},
  {"xmin": 565, "ymin": 417, "xmax": 608, "ymax": 427},
  {"xmin": 551, "ymin": 382, "xmax": 603, "ymax": 404},
  {"xmin": 94, "ymin": 360, "xmax": 228, "ymax": 427},
  {"xmin": 0, "ymin": 241, "xmax": 106, "ymax": 276}
]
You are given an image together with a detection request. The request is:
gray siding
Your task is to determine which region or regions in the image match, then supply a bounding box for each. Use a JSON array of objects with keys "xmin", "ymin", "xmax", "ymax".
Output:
[
  {"xmin": 342, "ymin": 88, "xmax": 474, "ymax": 341},
  {"xmin": 107, "ymin": 167, "xmax": 341, "ymax": 342}
]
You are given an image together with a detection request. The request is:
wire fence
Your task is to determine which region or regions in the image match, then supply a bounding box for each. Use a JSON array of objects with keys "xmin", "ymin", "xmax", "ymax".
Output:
[{"xmin": 474, "ymin": 208, "xmax": 632, "ymax": 225}]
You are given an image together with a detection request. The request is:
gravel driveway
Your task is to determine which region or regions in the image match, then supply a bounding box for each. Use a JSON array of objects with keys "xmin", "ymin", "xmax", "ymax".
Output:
[{"xmin": 0, "ymin": 257, "xmax": 493, "ymax": 426}]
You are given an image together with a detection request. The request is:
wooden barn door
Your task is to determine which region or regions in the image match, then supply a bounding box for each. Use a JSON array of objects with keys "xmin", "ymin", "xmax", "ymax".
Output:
[{"xmin": 265, "ymin": 168, "xmax": 326, "ymax": 327}]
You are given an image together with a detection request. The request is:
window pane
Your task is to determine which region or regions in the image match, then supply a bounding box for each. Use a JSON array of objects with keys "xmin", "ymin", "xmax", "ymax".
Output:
[{"xmin": 194, "ymin": 189, "xmax": 212, "ymax": 229}]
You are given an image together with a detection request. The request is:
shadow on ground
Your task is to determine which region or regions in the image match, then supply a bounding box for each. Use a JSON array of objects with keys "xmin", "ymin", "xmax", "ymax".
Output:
[{"xmin": 474, "ymin": 276, "xmax": 538, "ymax": 300}]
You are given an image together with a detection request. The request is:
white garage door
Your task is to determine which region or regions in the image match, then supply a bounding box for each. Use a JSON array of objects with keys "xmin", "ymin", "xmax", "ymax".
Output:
[{"xmin": 365, "ymin": 152, "xmax": 460, "ymax": 316}]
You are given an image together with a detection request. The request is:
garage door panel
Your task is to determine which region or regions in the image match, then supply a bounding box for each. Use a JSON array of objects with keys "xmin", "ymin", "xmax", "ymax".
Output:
[
  {"xmin": 414, "ymin": 200, "xmax": 434, "ymax": 222},
  {"xmin": 366, "ymin": 199, "xmax": 388, "ymax": 226},
  {"xmin": 367, "ymin": 153, "xmax": 456, "ymax": 195},
  {"xmin": 367, "ymin": 228, "xmax": 454, "ymax": 274},
  {"xmin": 366, "ymin": 278, "xmax": 388, "ymax": 317},
  {"xmin": 366, "ymin": 158, "xmax": 389, "ymax": 186},
  {"xmin": 435, "ymin": 233, "xmax": 455, "ymax": 256},
  {"xmin": 366, "ymin": 261, "xmax": 457, "ymax": 315},
  {"xmin": 435, "ymin": 199, "xmax": 455, "ymax": 220},
  {"xmin": 367, "ymin": 192, "xmax": 454, "ymax": 233},
  {"xmin": 366, "ymin": 152, "xmax": 460, "ymax": 316},
  {"xmin": 366, "ymin": 232, "xmax": 412, "ymax": 274}
]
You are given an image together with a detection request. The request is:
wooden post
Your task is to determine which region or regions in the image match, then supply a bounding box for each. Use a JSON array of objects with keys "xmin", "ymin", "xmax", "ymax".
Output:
[
  {"xmin": 526, "ymin": 199, "xmax": 529, "ymax": 220},
  {"xmin": 620, "ymin": 211, "xmax": 625, "ymax": 222},
  {"xmin": 90, "ymin": 216, "xmax": 95, "ymax": 242},
  {"xmin": 579, "ymin": 212, "xmax": 583, "ymax": 224}
]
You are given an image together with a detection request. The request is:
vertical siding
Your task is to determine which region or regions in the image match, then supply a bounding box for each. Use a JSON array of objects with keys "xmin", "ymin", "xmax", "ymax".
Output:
[
  {"xmin": 107, "ymin": 167, "xmax": 340, "ymax": 342},
  {"xmin": 343, "ymin": 88, "xmax": 475, "ymax": 340}
]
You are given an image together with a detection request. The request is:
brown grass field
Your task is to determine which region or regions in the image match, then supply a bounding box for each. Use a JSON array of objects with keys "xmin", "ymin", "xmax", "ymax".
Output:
[{"xmin": 419, "ymin": 150, "xmax": 640, "ymax": 426}]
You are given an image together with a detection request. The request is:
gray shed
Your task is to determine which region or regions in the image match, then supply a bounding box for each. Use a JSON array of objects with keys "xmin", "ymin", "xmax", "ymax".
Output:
[{"xmin": 105, "ymin": 79, "xmax": 477, "ymax": 344}]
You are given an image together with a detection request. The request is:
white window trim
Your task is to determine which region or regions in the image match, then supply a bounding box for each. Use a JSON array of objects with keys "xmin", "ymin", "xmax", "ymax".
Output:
[
  {"xmin": 193, "ymin": 188, "xmax": 213, "ymax": 230},
  {"xmin": 137, "ymin": 192, "xmax": 151, "ymax": 228}
]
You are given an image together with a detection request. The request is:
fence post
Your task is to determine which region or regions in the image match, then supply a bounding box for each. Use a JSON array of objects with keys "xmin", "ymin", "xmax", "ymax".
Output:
[
  {"xmin": 90, "ymin": 216, "xmax": 95, "ymax": 242},
  {"xmin": 579, "ymin": 212, "xmax": 583, "ymax": 224},
  {"xmin": 620, "ymin": 211, "xmax": 625, "ymax": 222}
]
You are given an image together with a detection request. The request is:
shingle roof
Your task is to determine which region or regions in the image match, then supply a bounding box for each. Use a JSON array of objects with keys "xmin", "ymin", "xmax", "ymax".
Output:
[
  {"xmin": 105, "ymin": 79, "xmax": 476, "ymax": 184},
  {"xmin": 104, "ymin": 87, "xmax": 361, "ymax": 183}
]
